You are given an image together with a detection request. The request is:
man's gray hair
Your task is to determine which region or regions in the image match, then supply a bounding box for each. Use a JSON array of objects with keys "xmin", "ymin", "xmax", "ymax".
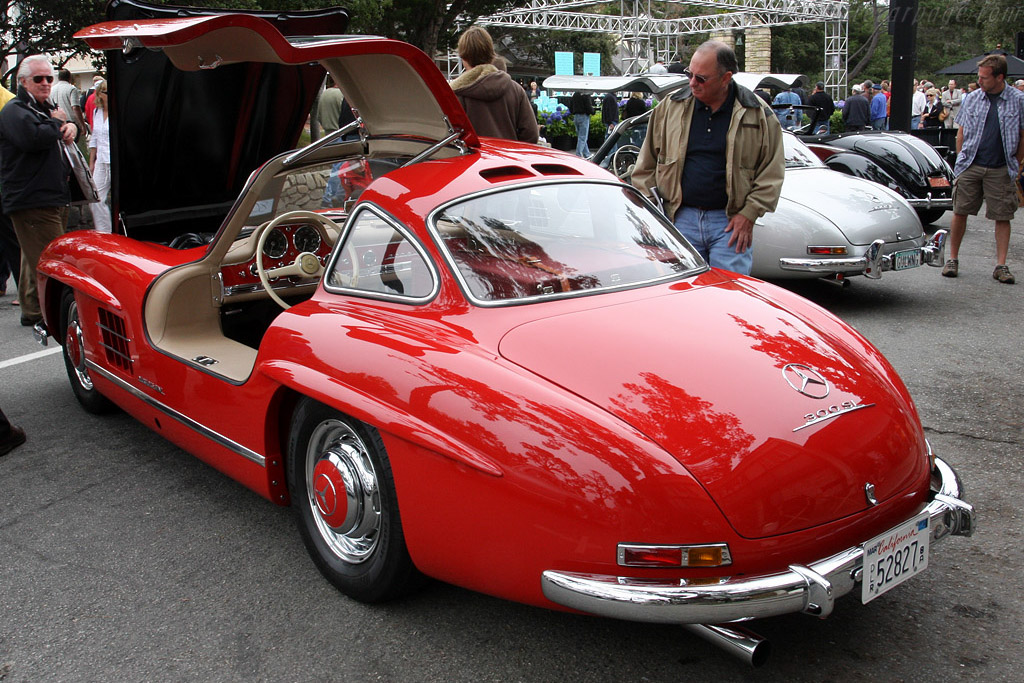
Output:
[
  {"xmin": 695, "ymin": 40, "xmax": 738, "ymax": 75},
  {"xmin": 17, "ymin": 55, "xmax": 53, "ymax": 82}
]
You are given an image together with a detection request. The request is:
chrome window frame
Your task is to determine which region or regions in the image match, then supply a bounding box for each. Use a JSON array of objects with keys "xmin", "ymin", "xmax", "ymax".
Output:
[
  {"xmin": 426, "ymin": 178, "xmax": 705, "ymax": 308},
  {"xmin": 322, "ymin": 202, "xmax": 440, "ymax": 304}
]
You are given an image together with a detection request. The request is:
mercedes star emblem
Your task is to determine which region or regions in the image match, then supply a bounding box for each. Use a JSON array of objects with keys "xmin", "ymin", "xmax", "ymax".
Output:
[{"xmin": 782, "ymin": 363, "xmax": 830, "ymax": 399}]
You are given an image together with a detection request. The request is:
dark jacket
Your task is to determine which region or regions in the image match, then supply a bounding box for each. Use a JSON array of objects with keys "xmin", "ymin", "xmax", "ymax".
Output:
[
  {"xmin": 623, "ymin": 96, "xmax": 648, "ymax": 118},
  {"xmin": 451, "ymin": 65, "xmax": 539, "ymax": 144},
  {"xmin": 809, "ymin": 90, "xmax": 835, "ymax": 130},
  {"xmin": 0, "ymin": 88, "xmax": 70, "ymax": 214},
  {"xmin": 842, "ymin": 93, "xmax": 871, "ymax": 130},
  {"xmin": 601, "ymin": 92, "xmax": 619, "ymax": 126},
  {"xmin": 569, "ymin": 91, "xmax": 594, "ymax": 116}
]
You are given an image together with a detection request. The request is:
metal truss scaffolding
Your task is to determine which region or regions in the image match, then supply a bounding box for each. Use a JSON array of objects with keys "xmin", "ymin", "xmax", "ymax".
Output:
[{"xmin": 474, "ymin": 0, "xmax": 849, "ymax": 98}]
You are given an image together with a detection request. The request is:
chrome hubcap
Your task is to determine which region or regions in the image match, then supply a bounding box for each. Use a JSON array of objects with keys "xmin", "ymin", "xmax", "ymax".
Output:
[
  {"xmin": 65, "ymin": 300, "xmax": 93, "ymax": 391},
  {"xmin": 306, "ymin": 419, "xmax": 380, "ymax": 563}
]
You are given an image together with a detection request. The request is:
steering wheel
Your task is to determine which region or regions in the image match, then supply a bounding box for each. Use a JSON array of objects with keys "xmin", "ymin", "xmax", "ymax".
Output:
[
  {"xmin": 611, "ymin": 144, "xmax": 641, "ymax": 181},
  {"xmin": 255, "ymin": 210, "xmax": 339, "ymax": 310}
]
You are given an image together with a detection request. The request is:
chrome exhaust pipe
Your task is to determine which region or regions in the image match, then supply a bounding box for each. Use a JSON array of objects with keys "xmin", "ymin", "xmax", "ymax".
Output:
[{"xmin": 682, "ymin": 623, "xmax": 771, "ymax": 667}]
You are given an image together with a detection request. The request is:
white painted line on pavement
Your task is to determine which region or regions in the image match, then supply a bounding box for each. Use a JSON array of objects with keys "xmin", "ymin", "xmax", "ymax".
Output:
[{"xmin": 0, "ymin": 346, "xmax": 62, "ymax": 370}]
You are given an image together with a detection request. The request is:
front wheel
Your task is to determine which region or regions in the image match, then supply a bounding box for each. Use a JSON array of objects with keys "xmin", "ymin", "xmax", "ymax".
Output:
[
  {"xmin": 288, "ymin": 399, "xmax": 422, "ymax": 602},
  {"xmin": 60, "ymin": 288, "xmax": 115, "ymax": 414}
]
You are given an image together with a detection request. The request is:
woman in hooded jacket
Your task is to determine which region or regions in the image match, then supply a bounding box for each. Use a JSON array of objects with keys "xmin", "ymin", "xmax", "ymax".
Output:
[{"xmin": 449, "ymin": 27, "xmax": 539, "ymax": 144}]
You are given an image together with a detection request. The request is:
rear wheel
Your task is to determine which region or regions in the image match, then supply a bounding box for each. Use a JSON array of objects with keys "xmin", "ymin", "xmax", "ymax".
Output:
[
  {"xmin": 60, "ymin": 288, "xmax": 115, "ymax": 414},
  {"xmin": 916, "ymin": 208, "xmax": 946, "ymax": 225},
  {"xmin": 288, "ymin": 398, "xmax": 422, "ymax": 602}
]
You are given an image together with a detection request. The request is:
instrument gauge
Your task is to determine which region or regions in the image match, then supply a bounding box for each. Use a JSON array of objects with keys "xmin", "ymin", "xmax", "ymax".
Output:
[
  {"xmin": 294, "ymin": 225, "xmax": 322, "ymax": 253},
  {"xmin": 262, "ymin": 229, "xmax": 288, "ymax": 259}
]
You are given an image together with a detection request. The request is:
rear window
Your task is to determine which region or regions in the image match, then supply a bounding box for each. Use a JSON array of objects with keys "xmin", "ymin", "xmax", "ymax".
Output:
[{"xmin": 431, "ymin": 182, "xmax": 704, "ymax": 305}]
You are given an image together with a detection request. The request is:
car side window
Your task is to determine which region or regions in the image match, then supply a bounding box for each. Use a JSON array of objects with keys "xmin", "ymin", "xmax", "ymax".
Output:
[{"xmin": 327, "ymin": 209, "xmax": 435, "ymax": 300}]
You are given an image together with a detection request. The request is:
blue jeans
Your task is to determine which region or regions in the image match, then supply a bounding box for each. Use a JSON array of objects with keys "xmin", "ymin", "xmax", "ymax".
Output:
[
  {"xmin": 673, "ymin": 206, "xmax": 752, "ymax": 275},
  {"xmin": 910, "ymin": 115, "xmax": 921, "ymax": 130},
  {"xmin": 573, "ymin": 114, "xmax": 590, "ymax": 157},
  {"xmin": 322, "ymin": 162, "xmax": 343, "ymax": 207},
  {"xmin": 871, "ymin": 118, "xmax": 886, "ymax": 131}
]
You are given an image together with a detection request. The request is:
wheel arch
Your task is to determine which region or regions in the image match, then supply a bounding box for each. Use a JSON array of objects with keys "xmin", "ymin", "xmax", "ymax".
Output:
[{"xmin": 38, "ymin": 260, "xmax": 124, "ymax": 343}]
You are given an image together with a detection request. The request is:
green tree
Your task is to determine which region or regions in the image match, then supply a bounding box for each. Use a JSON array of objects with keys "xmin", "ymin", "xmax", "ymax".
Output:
[{"xmin": 1, "ymin": 1, "xmax": 105, "ymax": 74}]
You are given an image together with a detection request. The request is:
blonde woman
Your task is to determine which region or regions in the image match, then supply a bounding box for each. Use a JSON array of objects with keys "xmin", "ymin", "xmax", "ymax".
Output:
[{"xmin": 88, "ymin": 79, "xmax": 112, "ymax": 233}]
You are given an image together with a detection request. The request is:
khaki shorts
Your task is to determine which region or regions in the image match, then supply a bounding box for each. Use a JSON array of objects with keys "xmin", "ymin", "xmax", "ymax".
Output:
[{"xmin": 952, "ymin": 164, "xmax": 1018, "ymax": 221}]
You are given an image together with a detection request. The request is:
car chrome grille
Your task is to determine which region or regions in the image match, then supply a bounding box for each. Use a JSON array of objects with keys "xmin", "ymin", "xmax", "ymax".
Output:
[{"xmin": 97, "ymin": 309, "xmax": 132, "ymax": 374}]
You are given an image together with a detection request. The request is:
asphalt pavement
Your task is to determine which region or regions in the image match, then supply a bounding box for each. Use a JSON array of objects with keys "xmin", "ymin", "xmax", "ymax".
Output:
[{"xmin": 0, "ymin": 211, "xmax": 1021, "ymax": 681}]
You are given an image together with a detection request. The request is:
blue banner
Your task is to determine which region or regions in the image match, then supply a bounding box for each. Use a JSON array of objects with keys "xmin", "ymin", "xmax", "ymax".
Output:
[{"xmin": 554, "ymin": 51, "xmax": 574, "ymax": 75}]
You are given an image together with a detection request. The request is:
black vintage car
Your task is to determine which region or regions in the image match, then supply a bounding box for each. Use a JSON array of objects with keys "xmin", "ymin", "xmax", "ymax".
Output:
[{"xmin": 798, "ymin": 127, "xmax": 955, "ymax": 225}]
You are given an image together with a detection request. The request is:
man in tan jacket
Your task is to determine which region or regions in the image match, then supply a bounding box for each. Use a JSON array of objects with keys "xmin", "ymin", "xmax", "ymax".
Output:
[{"xmin": 631, "ymin": 41, "xmax": 784, "ymax": 274}]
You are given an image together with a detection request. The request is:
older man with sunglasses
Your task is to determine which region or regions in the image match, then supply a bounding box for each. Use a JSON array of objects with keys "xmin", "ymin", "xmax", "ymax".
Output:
[
  {"xmin": 0, "ymin": 55, "xmax": 77, "ymax": 327},
  {"xmin": 631, "ymin": 41, "xmax": 784, "ymax": 275}
]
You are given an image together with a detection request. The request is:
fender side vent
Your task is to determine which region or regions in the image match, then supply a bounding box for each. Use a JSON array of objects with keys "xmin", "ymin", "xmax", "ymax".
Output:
[{"xmin": 98, "ymin": 309, "xmax": 133, "ymax": 374}]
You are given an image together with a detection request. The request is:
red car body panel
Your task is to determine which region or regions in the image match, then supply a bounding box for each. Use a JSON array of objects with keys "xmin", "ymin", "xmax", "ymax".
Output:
[{"xmin": 33, "ymin": 13, "xmax": 971, "ymax": 625}]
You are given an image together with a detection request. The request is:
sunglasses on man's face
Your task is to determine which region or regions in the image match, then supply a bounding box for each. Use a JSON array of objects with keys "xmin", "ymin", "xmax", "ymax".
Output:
[
  {"xmin": 683, "ymin": 68, "xmax": 719, "ymax": 86},
  {"xmin": 31, "ymin": 75, "xmax": 54, "ymax": 84}
]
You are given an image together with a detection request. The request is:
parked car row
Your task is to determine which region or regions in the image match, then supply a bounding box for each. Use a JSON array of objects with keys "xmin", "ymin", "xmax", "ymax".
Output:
[
  {"xmin": 579, "ymin": 75, "xmax": 949, "ymax": 282},
  {"xmin": 35, "ymin": 3, "xmax": 974, "ymax": 666}
]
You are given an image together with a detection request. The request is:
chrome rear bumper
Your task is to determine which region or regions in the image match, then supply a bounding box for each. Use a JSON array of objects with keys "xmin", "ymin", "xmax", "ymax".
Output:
[
  {"xmin": 778, "ymin": 230, "xmax": 947, "ymax": 278},
  {"xmin": 541, "ymin": 456, "xmax": 973, "ymax": 625},
  {"xmin": 904, "ymin": 194, "xmax": 952, "ymax": 210}
]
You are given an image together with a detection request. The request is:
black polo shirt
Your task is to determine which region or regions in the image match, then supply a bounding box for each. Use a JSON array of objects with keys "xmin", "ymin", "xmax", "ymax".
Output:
[{"xmin": 681, "ymin": 83, "xmax": 735, "ymax": 210}]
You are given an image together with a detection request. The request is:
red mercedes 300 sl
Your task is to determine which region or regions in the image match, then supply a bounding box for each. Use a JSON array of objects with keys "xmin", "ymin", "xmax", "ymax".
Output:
[{"xmin": 35, "ymin": 5, "xmax": 973, "ymax": 665}]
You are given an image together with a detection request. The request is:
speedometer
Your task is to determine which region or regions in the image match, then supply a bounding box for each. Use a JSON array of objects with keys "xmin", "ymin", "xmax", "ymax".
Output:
[
  {"xmin": 262, "ymin": 228, "xmax": 288, "ymax": 259},
  {"xmin": 294, "ymin": 225, "xmax": 322, "ymax": 253}
]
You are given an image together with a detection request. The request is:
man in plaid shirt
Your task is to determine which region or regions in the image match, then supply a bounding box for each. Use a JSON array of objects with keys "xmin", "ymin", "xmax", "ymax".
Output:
[{"xmin": 941, "ymin": 54, "xmax": 1024, "ymax": 284}]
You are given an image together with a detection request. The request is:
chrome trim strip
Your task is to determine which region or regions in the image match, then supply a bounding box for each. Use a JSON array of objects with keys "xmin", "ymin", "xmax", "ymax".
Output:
[
  {"xmin": 85, "ymin": 360, "xmax": 266, "ymax": 467},
  {"xmin": 321, "ymin": 202, "xmax": 441, "ymax": 304},
  {"xmin": 793, "ymin": 403, "xmax": 875, "ymax": 432},
  {"xmin": 541, "ymin": 456, "xmax": 973, "ymax": 625}
]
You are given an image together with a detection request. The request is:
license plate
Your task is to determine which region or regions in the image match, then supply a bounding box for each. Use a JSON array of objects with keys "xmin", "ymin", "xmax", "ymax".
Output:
[
  {"xmin": 892, "ymin": 248, "xmax": 922, "ymax": 271},
  {"xmin": 862, "ymin": 514, "xmax": 930, "ymax": 603},
  {"xmin": 928, "ymin": 176, "xmax": 950, "ymax": 188}
]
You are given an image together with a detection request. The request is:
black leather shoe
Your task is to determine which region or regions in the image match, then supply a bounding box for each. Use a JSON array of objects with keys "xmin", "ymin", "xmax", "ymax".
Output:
[
  {"xmin": 20, "ymin": 316, "xmax": 41, "ymax": 327},
  {"xmin": 0, "ymin": 426, "xmax": 26, "ymax": 456}
]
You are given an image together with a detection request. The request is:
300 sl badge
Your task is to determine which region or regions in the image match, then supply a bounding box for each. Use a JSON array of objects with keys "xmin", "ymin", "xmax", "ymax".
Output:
[{"xmin": 794, "ymin": 399, "xmax": 875, "ymax": 432}]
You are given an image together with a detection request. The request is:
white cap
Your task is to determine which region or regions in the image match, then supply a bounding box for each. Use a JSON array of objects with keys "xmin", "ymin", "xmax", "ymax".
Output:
[{"xmin": 852, "ymin": 84, "xmax": 863, "ymax": 93}]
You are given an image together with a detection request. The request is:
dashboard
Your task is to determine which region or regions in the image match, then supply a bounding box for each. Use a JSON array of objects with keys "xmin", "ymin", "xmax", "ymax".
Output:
[{"xmin": 221, "ymin": 220, "xmax": 337, "ymax": 298}]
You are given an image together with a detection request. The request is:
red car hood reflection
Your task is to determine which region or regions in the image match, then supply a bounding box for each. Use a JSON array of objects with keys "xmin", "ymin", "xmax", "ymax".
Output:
[{"xmin": 498, "ymin": 282, "xmax": 928, "ymax": 539}]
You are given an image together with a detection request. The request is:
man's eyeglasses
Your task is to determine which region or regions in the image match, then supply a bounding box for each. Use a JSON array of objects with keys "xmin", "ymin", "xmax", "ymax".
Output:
[
  {"xmin": 31, "ymin": 75, "xmax": 54, "ymax": 84},
  {"xmin": 683, "ymin": 68, "xmax": 720, "ymax": 86}
]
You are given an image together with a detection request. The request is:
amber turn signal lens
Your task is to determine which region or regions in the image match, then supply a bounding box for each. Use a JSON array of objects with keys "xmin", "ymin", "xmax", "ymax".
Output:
[{"xmin": 686, "ymin": 546, "xmax": 725, "ymax": 567}]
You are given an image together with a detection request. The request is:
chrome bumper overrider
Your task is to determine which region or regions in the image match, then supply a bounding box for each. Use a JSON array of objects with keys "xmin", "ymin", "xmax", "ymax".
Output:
[
  {"xmin": 541, "ymin": 456, "xmax": 974, "ymax": 625},
  {"xmin": 778, "ymin": 230, "xmax": 947, "ymax": 279}
]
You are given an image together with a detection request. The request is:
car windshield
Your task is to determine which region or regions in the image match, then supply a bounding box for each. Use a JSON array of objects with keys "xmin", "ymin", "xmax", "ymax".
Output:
[
  {"xmin": 432, "ymin": 182, "xmax": 704, "ymax": 304},
  {"xmin": 783, "ymin": 133, "xmax": 825, "ymax": 169},
  {"xmin": 241, "ymin": 157, "xmax": 403, "ymax": 231}
]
